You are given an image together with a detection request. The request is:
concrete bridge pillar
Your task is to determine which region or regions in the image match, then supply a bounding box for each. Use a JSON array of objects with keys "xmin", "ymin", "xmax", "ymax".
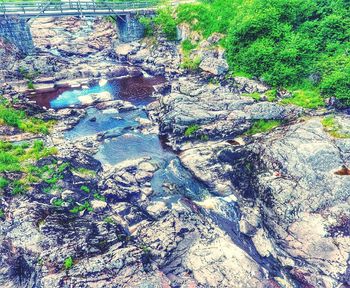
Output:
[
  {"xmin": 0, "ymin": 16, "xmax": 34, "ymax": 55},
  {"xmin": 116, "ymin": 13, "xmax": 145, "ymax": 42}
]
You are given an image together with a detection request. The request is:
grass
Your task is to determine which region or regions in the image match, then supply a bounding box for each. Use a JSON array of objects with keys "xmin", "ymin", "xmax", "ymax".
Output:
[
  {"xmin": 0, "ymin": 209, "xmax": 4, "ymax": 219},
  {"xmin": 184, "ymin": 124, "xmax": 200, "ymax": 137},
  {"xmin": 72, "ymin": 167, "xmax": 96, "ymax": 178},
  {"xmin": 180, "ymin": 56, "xmax": 201, "ymax": 71},
  {"xmin": 245, "ymin": 120, "xmax": 281, "ymax": 135},
  {"xmin": 321, "ymin": 116, "xmax": 350, "ymax": 139},
  {"xmin": 0, "ymin": 103, "xmax": 55, "ymax": 134},
  {"xmin": 0, "ymin": 141, "xmax": 58, "ymax": 195},
  {"xmin": 281, "ymin": 89, "xmax": 324, "ymax": 109}
]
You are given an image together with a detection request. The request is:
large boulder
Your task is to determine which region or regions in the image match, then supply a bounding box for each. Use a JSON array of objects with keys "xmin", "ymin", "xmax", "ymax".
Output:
[{"xmin": 199, "ymin": 56, "xmax": 229, "ymax": 75}]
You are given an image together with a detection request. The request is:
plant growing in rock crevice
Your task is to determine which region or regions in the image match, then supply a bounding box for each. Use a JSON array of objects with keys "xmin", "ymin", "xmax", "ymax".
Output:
[
  {"xmin": 245, "ymin": 120, "xmax": 281, "ymax": 135},
  {"xmin": 63, "ymin": 256, "xmax": 74, "ymax": 270},
  {"xmin": 184, "ymin": 124, "xmax": 200, "ymax": 137},
  {"xmin": 321, "ymin": 115, "xmax": 350, "ymax": 139}
]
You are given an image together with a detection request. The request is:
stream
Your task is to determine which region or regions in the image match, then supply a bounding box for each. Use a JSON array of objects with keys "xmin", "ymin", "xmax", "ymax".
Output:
[{"xmin": 34, "ymin": 73, "xmax": 289, "ymax": 282}]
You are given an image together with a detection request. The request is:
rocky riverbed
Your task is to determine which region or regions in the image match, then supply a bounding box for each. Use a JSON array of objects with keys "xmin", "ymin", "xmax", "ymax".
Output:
[{"xmin": 1, "ymin": 16, "xmax": 350, "ymax": 288}]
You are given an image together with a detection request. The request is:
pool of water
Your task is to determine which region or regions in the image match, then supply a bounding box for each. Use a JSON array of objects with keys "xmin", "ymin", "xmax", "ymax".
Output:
[
  {"xmin": 95, "ymin": 133, "xmax": 173, "ymax": 165},
  {"xmin": 64, "ymin": 108, "xmax": 146, "ymax": 140},
  {"xmin": 32, "ymin": 74, "xmax": 165, "ymax": 109}
]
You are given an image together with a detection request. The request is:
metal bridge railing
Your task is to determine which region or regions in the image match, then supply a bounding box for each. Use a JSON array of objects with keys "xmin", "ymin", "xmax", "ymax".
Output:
[{"xmin": 0, "ymin": 1, "xmax": 158, "ymax": 16}]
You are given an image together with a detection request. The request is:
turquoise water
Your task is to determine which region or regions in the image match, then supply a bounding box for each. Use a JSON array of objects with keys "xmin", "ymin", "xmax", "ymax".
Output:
[
  {"xmin": 64, "ymin": 108, "xmax": 146, "ymax": 139},
  {"xmin": 50, "ymin": 82, "xmax": 118, "ymax": 109}
]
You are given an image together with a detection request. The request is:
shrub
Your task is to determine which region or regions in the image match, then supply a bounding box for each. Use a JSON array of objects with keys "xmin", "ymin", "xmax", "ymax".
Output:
[
  {"xmin": 154, "ymin": 7, "xmax": 177, "ymax": 40},
  {"xmin": 139, "ymin": 16, "xmax": 154, "ymax": 37},
  {"xmin": 176, "ymin": 0, "xmax": 350, "ymax": 105}
]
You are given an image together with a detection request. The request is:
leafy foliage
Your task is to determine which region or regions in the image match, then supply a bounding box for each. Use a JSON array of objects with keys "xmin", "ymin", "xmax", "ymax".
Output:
[
  {"xmin": 154, "ymin": 7, "xmax": 177, "ymax": 40},
  {"xmin": 177, "ymin": 0, "xmax": 350, "ymax": 104}
]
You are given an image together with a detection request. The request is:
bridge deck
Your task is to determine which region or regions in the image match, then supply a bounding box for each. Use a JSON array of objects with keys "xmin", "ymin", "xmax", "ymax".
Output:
[{"xmin": 0, "ymin": 1, "xmax": 158, "ymax": 17}]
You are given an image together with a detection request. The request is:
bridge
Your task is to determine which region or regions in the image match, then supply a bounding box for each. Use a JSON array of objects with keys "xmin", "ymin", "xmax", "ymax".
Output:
[
  {"xmin": 0, "ymin": 0, "xmax": 160, "ymax": 54},
  {"xmin": 0, "ymin": 1, "xmax": 158, "ymax": 18}
]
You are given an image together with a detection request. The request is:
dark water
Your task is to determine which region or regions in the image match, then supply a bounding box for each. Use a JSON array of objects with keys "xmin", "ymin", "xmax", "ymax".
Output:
[{"xmin": 31, "ymin": 75, "xmax": 165, "ymax": 109}]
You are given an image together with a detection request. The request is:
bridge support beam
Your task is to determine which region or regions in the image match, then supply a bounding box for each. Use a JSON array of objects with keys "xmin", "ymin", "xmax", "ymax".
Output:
[
  {"xmin": 0, "ymin": 16, "xmax": 34, "ymax": 55},
  {"xmin": 116, "ymin": 13, "xmax": 145, "ymax": 42}
]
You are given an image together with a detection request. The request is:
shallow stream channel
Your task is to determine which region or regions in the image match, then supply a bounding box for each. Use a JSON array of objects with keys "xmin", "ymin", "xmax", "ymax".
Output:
[{"xmin": 33, "ymin": 71, "xmax": 289, "ymax": 282}]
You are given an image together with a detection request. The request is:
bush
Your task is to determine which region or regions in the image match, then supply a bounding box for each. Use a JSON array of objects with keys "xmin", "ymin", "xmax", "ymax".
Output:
[
  {"xmin": 154, "ymin": 7, "xmax": 177, "ymax": 40},
  {"xmin": 139, "ymin": 16, "xmax": 154, "ymax": 37},
  {"xmin": 176, "ymin": 0, "xmax": 350, "ymax": 105}
]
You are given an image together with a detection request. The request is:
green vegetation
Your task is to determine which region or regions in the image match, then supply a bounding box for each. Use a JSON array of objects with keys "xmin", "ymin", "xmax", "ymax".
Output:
[
  {"xmin": 175, "ymin": 0, "xmax": 350, "ymax": 106},
  {"xmin": 154, "ymin": 7, "xmax": 177, "ymax": 40},
  {"xmin": 0, "ymin": 141, "xmax": 58, "ymax": 195},
  {"xmin": 63, "ymin": 256, "xmax": 74, "ymax": 270},
  {"xmin": 181, "ymin": 39, "xmax": 197, "ymax": 52},
  {"xmin": 184, "ymin": 124, "xmax": 200, "ymax": 137},
  {"xmin": 104, "ymin": 216, "xmax": 115, "ymax": 224},
  {"xmin": 281, "ymin": 88, "xmax": 325, "ymax": 109},
  {"xmin": 0, "ymin": 100, "xmax": 54, "ymax": 134},
  {"xmin": 93, "ymin": 193, "xmax": 106, "ymax": 202},
  {"xmin": 72, "ymin": 167, "xmax": 96, "ymax": 178},
  {"xmin": 52, "ymin": 198, "xmax": 64, "ymax": 207},
  {"xmin": 265, "ymin": 90, "xmax": 277, "ymax": 102},
  {"xmin": 139, "ymin": 16, "xmax": 154, "ymax": 37},
  {"xmin": 69, "ymin": 201, "xmax": 93, "ymax": 214},
  {"xmin": 0, "ymin": 209, "xmax": 4, "ymax": 219},
  {"xmin": 245, "ymin": 119, "xmax": 282, "ymax": 135},
  {"xmin": 180, "ymin": 56, "xmax": 201, "ymax": 70},
  {"xmin": 321, "ymin": 115, "xmax": 350, "ymax": 138},
  {"xmin": 80, "ymin": 185, "xmax": 90, "ymax": 193}
]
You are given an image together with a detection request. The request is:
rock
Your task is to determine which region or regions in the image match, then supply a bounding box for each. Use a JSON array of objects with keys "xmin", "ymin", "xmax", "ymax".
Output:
[
  {"xmin": 78, "ymin": 91, "xmax": 113, "ymax": 106},
  {"xmin": 90, "ymin": 200, "xmax": 107, "ymax": 212},
  {"xmin": 251, "ymin": 228, "xmax": 274, "ymax": 258},
  {"xmin": 199, "ymin": 57, "xmax": 229, "ymax": 75},
  {"xmin": 234, "ymin": 77, "xmax": 269, "ymax": 93},
  {"xmin": 115, "ymin": 43, "xmax": 137, "ymax": 58},
  {"xmin": 95, "ymin": 100, "xmax": 136, "ymax": 111},
  {"xmin": 152, "ymin": 77, "xmax": 301, "ymax": 150}
]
